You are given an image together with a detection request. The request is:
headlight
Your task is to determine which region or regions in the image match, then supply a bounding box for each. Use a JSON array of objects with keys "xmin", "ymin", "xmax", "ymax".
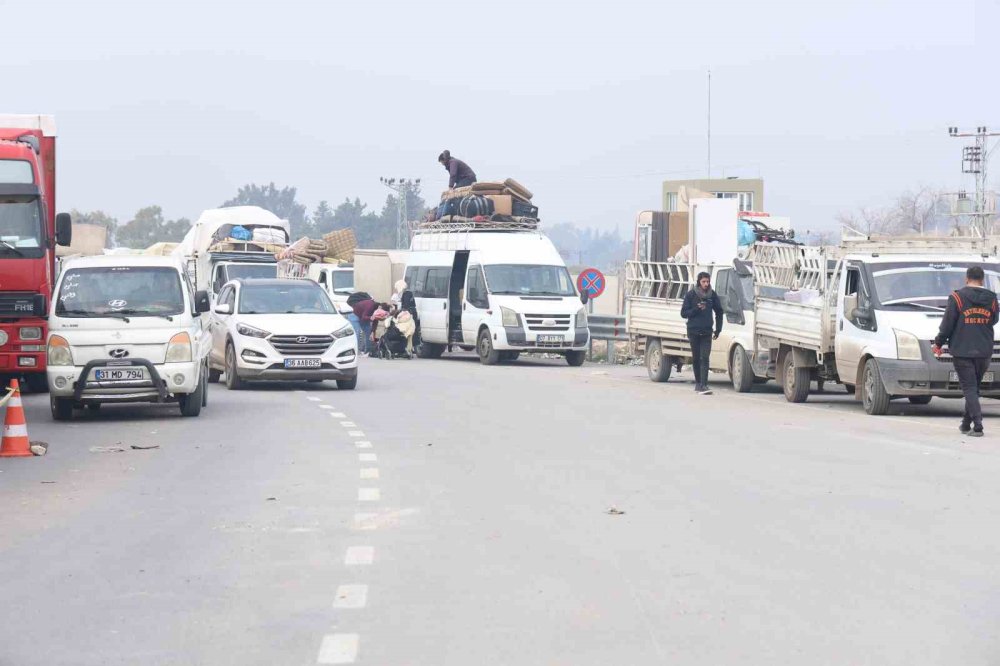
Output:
[
  {"xmin": 894, "ymin": 329, "xmax": 922, "ymax": 361},
  {"xmin": 332, "ymin": 323, "xmax": 355, "ymax": 339},
  {"xmin": 575, "ymin": 308, "xmax": 588, "ymax": 328},
  {"xmin": 0, "ymin": 330, "xmax": 8, "ymax": 347},
  {"xmin": 19, "ymin": 326, "xmax": 42, "ymax": 341},
  {"xmin": 237, "ymin": 323, "xmax": 270, "ymax": 338},
  {"xmin": 47, "ymin": 334, "xmax": 73, "ymax": 366},
  {"xmin": 166, "ymin": 332, "xmax": 193, "ymax": 363},
  {"xmin": 501, "ymin": 307, "xmax": 520, "ymax": 327}
]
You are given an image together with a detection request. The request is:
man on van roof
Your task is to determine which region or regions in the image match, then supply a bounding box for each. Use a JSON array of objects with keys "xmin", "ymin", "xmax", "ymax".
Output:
[{"xmin": 438, "ymin": 150, "xmax": 477, "ymax": 189}]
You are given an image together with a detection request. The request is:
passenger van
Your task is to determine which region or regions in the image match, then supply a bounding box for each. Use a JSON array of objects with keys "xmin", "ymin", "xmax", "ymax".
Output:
[
  {"xmin": 405, "ymin": 221, "xmax": 589, "ymax": 365},
  {"xmin": 46, "ymin": 255, "xmax": 212, "ymax": 420}
]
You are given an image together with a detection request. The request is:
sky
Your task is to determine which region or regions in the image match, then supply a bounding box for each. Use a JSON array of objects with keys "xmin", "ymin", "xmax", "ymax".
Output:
[{"xmin": 3, "ymin": 0, "xmax": 997, "ymax": 238}]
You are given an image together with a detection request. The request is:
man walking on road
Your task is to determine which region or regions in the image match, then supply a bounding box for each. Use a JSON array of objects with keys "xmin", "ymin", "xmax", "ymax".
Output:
[
  {"xmin": 681, "ymin": 271, "xmax": 724, "ymax": 395},
  {"xmin": 933, "ymin": 266, "xmax": 998, "ymax": 437},
  {"xmin": 438, "ymin": 150, "xmax": 477, "ymax": 189}
]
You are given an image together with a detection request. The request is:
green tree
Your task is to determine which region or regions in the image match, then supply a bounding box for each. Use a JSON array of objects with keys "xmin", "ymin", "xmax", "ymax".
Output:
[
  {"xmin": 115, "ymin": 206, "xmax": 191, "ymax": 248},
  {"xmin": 69, "ymin": 209, "xmax": 118, "ymax": 247},
  {"xmin": 222, "ymin": 182, "xmax": 312, "ymax": 238},
  {"xmin": 311, "ymin": 200, "xmax": 336, "ymax": 235}
]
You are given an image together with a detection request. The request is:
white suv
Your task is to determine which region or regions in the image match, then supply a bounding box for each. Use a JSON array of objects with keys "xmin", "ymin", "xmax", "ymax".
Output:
[{"xmin": 208, "ymin": 279, "xmax": 358, "ymax": 389}]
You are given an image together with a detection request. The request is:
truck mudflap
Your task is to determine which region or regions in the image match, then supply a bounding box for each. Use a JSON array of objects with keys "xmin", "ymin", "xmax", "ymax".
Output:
[{"xmin": 875, "ymin": 358, "xmax": 1000, "ymax": 398}]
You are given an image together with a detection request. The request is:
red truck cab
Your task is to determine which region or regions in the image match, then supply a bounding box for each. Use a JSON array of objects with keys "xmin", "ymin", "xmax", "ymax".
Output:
[{"xmin": 0, "ymin": 115, "xmax": 71, "ymax": 391}]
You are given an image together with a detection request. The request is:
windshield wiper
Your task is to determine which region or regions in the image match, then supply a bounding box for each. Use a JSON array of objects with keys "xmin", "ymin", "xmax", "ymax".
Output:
[
  {"xmin": 0, "ymin": 240, "xmax": 25, "ymax": 257},
  {"xmin": 115, "ymin": 308, "xmax": 174, "ymax": 321},
  {"xmin": 881, "ymin": 298, "xmax": 946, "ymax": 312}
]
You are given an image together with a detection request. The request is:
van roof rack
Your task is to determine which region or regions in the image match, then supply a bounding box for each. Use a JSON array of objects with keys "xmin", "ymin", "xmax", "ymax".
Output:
[{"xmin": 412, "ymin": 218, "xmax": 540, "ymax": 234}]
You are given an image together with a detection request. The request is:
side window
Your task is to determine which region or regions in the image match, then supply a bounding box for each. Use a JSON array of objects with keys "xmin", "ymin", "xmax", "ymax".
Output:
[
  {"xmin": 226, "ymin": 286, "xmax": 237, "ymax": 310},
  {"xmin": 715, "ymin": 270, "xmax": 731, "ymax": 311},
  {"xmin": 317, "ymin": 270, "xmax": 327, "ymax": 287},
  {"xmin": 216, "ymin": 286, "xmax": 231, "ymax": 310},
  {"xmin": 424, "ymin": 268, "xmax": 450, "ymax": 298},
  {"xmin": 212, "ymin": 266, "xmax": 227, "ymax": 294},
  {"xmin": 404, "ymin": 266, "xmax": 417, "ymax": 290},
  {"xmin": 466, "ymin": 266, "xmax": 489, "ymax": 309},
  {"xmin": 844, "ymin": 266, "xmax": 874, "ymax": 329},
  {"xmin": 412, "ymin": 267, "xmax": 428, "ymax": 297}
]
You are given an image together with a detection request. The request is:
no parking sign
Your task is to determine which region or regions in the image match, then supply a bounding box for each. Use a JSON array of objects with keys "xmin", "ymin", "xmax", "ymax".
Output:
[{"xmin": 576, "ymin": 267, "xmax": 606, "ymax": 299}]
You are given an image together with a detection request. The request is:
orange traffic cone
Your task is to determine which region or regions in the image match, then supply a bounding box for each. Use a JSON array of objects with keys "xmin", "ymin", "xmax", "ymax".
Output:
[{"xmin": 0, "ymin": 379, "xmax": 31, "ymax": 458}]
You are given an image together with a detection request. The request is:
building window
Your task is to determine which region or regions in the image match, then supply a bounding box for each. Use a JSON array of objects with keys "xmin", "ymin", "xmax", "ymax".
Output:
[
  {"xmin": 665, "ymin": 192, "xmax": 678, "ymax": 212},
  {"xmin": 712, "ymin": 191, "xmax": 754, "ymax": 212}
]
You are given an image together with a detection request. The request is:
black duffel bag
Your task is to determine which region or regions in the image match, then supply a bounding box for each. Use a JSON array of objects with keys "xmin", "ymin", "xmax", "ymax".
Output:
[
  {"xmin": 458, "ymin": 195, "xmax": 495, "ymax": 218},
  {"xmin": 512, "ymin": 200, "xmax": 539, "ymax": 218}
]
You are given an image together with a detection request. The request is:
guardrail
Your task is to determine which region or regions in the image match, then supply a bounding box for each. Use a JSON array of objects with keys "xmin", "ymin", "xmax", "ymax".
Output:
[{"xmin": 588, "ymin": 315, "xmax": 627, "ymax": 362}]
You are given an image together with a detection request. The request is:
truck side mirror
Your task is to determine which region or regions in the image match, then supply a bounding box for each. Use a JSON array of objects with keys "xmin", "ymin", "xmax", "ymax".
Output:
[
  {"xmin": 55, "ymin": 212, "xmax": 72, "ymax": 247},
  {"xmin": 580, "ymin": 290, "xmax": 590, "ymax": 305},
  {"xmin": 844, "ymin": 293, "xmax": 858, "ymax": 316},
  {"xmin": 214, "ymin": 303, "xmax": 233, "ymax": 315},
  {"xmin": 194, "ymin": 290, "xmax": 211, "ymax": 314},
  {"xmin": 852, "ymin": 307, "xmax": 873, "ymax": 323}
]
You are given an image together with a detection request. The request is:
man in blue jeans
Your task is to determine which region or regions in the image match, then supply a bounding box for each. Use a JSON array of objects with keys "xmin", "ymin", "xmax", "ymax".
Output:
[
  {"xmin": 351, "ymin": 297, "xmax": 377, "ymax": 353},
  {"xmin": 681, "ymin": 271, "xmax": 724, "ymax": 395},
  {"xmin": 933, "ymin": 265, "xmax": 998, "ymax": 437}
]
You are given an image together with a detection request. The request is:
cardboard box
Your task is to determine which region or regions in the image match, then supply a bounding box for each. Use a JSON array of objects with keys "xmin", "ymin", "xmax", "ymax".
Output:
[
  {"xmin": 485, "ymin": 194, "xmax": 513, "ymax": 216},
  {"xmin": 667, "ymin": 212, "xmax": 689, "ymax": 258}
]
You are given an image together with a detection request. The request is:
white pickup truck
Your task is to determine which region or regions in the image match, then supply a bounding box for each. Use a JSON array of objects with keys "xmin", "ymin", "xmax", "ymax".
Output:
[{"xmin": 751, "ymin": 237, "xmax": 1000, "ymax": 414}]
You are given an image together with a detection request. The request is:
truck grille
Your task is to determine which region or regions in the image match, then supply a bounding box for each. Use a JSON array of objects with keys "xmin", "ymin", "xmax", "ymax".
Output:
[
  {"xmin": 270, "ymin": 335, "xmax": 334, "ymax": 356},
  {"xmin": 524, "ymin": 314, "xmax": 572, "ymax": 332},
  {"xmin": 933, "ymin": 341, "xmax": 1000, "ymax": 362}
]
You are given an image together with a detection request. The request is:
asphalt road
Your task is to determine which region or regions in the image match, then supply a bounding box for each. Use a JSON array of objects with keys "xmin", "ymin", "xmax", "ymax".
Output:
[{"xmin": 2, "ymin": 356, "xmax": 1000, "ymax": 665}]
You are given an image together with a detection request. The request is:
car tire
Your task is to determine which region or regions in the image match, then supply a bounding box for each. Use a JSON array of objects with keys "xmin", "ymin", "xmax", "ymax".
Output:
[
  {"xmin": 208, "ymin": 368, "xmax": 223, "ymax": 383},
  {"xmin": 730, "ymin": 345, "xmax": 754, "ymax": 393},
  {"xmin": 417, "ymin": 342, "xmax": 445, "ymax": 359},
  {"xmin": 861, "ymin": 358, "xmax": 891, "ymax": 415},
  {"xmin": 908, "ymin": 395, "xmax": 933, "ymax": 405},
  {"xmin": 645, "ymin": 340, "xmax": 671, "ymax": 383},
  {"xmin": 225, "ymin": 344, "xmax": 245, "ymax": 391},
  {"xmin": 501, "ymin": 351, "xmax": 521, "ymax": 363},
  {"xmin": 565, "ymin": 350, "xmax": 586, "ymax": 367},
  {"xmin": 24, "ymin": 374, "xmax": 48, "ymax": 394},
  {"xmin": 179, "ymin": 372, "xmax": 205, "ymax": 417},
  {"xmin": 50, "ymin": 395, "xmax": 73, "ymax": 421},
  {"xmin": 781, "ymin": 353, "xmax": 811, "ymax": 403},
  {"xmin": 337, "ymin": 375, "xmax": 358, "ymax": 390},
  {"xmin": 478, "ymin": 330, "xmax": 500, "ymax": 365}
]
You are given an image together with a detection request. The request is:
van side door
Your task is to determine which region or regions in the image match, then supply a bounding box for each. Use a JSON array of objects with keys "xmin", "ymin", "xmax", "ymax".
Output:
[
  {"xmin": 835, "ymin": 262, "xmax": 876, "ymax": 384},
  {"xmin": 462, "ymin": 265, "xmax": 490, "ymax": 344}
]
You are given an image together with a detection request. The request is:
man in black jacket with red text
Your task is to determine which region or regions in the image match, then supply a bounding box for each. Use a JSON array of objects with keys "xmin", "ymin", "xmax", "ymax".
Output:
[{"xmin": 933, "ymin": 266, "xmax": 999, "ymax": 437}]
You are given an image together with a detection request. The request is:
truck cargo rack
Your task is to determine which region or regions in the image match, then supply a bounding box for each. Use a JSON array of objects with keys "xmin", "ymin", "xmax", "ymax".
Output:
[
  {"xmin": 625, "ymin": 261, "xmax": 697, "ymax": 300},
  {"xmin": 412, "ymin": 218, "xmax": 539, "ymax": 234},
  {"xmin": 752, "ymin": 243, "xmax": 830, "ymax": 291},
  {"xmin": 838, "ymin": 235, "xmax": 992, "ymax": 257}
]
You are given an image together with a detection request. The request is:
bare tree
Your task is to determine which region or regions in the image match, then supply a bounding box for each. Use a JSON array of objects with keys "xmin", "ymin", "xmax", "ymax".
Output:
[{"xmin": 836, "ymin": 187, "xmax": 949, "ymax": 237}]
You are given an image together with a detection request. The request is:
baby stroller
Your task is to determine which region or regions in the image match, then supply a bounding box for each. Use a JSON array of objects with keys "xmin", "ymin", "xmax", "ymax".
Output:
[{"xmin": 374, "ymin": 319, "xmax": 410, "ymax": 360}]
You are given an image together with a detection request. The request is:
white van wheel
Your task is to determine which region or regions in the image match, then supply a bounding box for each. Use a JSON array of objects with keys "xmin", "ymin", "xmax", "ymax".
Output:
[
  {"xmin": 478, "ymin": 330, "xmax": 500, "ymax": 365},
  {"xmin": 645, "ymin": 340, "xmax": 671, "ymax": 382},
  {"xmin": 730, "ymin": 345, "xmax": 754, "ymax": 392}
]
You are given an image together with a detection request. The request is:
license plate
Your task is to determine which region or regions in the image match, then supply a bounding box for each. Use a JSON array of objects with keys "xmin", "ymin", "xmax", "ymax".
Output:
[
  {"xmin": 284, "ymin": 358, "xmax": 321, "ymax": 368},
  {"xmin": 950, "ymin": 371, "xmax": 994, "ymax": 383},
  {"xmin": 94, "ymin": 368, "xmax": 145, "ymax": 381},
  {"xmin": 537, "ymin": 335, "xmax": 564, "ymax": 344}
]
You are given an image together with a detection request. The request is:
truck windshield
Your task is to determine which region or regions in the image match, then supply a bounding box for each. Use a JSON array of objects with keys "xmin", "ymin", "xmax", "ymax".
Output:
[
  {"xmin": 874, "ymin": 263, "xmax": 1000, "ymax": 310},
  {"xmin": 226, "ymin": 264, "xmax": 278, "ymax": 281},
  {"xmin": 332, "ymin": 271, "xmax": 354, "ymax": 293},
  {"xmin": 0, "ymin": 195, "xmax": 44, "ymax": 259},
  {"xmin": 239, "ymin": 283, "xmax": 336, "ymax": 314},
  {"xmin": 484, "ymin": 265, "xmax": 576, "ymax": 296},
  {"xmin": 56, "ymin": 267, "xmax": 186, "ymax": 318}
]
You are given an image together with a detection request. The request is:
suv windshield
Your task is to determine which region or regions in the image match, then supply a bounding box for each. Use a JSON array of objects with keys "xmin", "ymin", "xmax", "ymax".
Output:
[
  {"xmin": 0, "ymin": 195, "xmax": 44, "ymax": 258},
  {"xmin": 874, "ymin": 262, "xmax": 1000, "ymax": 309},
  {"xmin": 484, "ymin": 264, "xmax": 576, "ymax": 297},
  {"xmin": 56, "ymin": 267, "xmax": 186, "ymax": 317},
  {"xmin": 239, "ymin": 283, "xmax": 336, "ymax": 314}
]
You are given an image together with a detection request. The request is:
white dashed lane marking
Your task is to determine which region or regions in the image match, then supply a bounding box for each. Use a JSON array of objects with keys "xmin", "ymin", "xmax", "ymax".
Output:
[
  {"xmin": 317, "ymin": 633, "xmax": 359, "ymax": 664},
  {"xmin": 341, "ymin": 421, "xmax": 357, "ymax": 427},
  {"xmin": 333, "ymin": 584, "xmax": 368, "ymax": 608},
  {"xmin": 360, "ymin": 468, "xmax": 379, "ymax": 479},
  {"xmin": 330, "ymin": 412, "xmax": 346, "ymax": 418},
  {"xmin": 359, "ymin": 453, "xmax": 377, "ymax": 462},
  {"xmin": 318, "ymin": 404, "xmax": 333, "ymax": 410},
  {"xmin": 358, "ymin": 488, "xmax": 380, "ymax": 502},
  {"xmin": 353, "ymin": 513, "xmax": 377, "ymax": 530},
  {"xmin": 344, "ymin": 546, "xmax": 374, "ymax": 566},
  {"xmin": 348, "ymin": 431, "xmax": 365, "ymax": 438},
  {"xmin": 307, "ymin": 396, "xmax": 322, "ymax": 402},
  {"xmin": 356, "ymin": 441, "xmax": 372, "ymax": 449}
]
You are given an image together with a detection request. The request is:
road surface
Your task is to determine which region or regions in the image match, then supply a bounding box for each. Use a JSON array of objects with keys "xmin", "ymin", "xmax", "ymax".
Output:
[{"xmin": 2, "ymin": 356, "xmax": 999, "ymax": 665}]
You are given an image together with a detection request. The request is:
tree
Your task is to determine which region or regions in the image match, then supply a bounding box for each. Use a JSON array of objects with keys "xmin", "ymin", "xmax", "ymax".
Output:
[
  {"xmin": 222, "ymin": 183, "xmax": 312, "ymax": 238},
  {"xmin": 115, "ymin": 206, "xmax": 191, "ymax": 248},
  {"xmin": 835, "ymin": 187, "xmax": 952, "ymax": 237},
  {"xmin": 69, "ymin": 209, "xmax": 118, "ymax": 247},
  {"xmin": 311, "ymin": 200, "xmax": 336, "ymax": 235}
]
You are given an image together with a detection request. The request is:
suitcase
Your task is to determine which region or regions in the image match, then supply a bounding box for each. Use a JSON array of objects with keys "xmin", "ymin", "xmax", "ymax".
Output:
[
  {"xmin": 458, "ymin": 195, "xmax": 494, "ymax": 218},
  {"xmin": 437, "ymin": 198, "xmax": 462, "ymax": 218},
  {"xmin": 512, "ymin": 200, "xmax": 539, "ymax": 218}
]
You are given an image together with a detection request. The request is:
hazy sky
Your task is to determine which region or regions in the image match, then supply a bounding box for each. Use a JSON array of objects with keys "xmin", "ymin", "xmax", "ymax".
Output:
[{"xmin": 4, "ymin": 0, "xmax": 997, "ymax": 237}]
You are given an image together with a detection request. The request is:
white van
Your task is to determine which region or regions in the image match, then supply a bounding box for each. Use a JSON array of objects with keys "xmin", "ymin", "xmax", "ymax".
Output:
[
  {"xmin": 308, "ymin": 263, "xmax": 355, "ymax": 311},
  {"xmin": 46, "ymin": 255, "xmax": 212, "ymax": 420},
  {"xmin": 406, "ymin": 221, "xmax": 589, "ymax": 365}
]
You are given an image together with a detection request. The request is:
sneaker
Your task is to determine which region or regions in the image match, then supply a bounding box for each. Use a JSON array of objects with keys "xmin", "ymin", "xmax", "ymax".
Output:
[
  {"xmin": 960, "ymin": 422, "xmax": 972, "ymax": 434},
  {"xmin": 970, "ymin": 429, "xmax": 985, "ymax": 438},
  {"xmin": 699, "ymin": 388, "xmax": 713, "ymax": 395}
]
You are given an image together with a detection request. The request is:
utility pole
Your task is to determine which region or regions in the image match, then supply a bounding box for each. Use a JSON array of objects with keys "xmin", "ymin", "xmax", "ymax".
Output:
[
  {"xmin": 948, "ymin": 126, "xmax": 1000, "ymax": 237},
  {"xmin": 707, "ymin": 68, "xmax": 712, "ymax": 178},
  {"xmin": 379, "ymin": 177, "xmax": 421, "ymax": 249}
]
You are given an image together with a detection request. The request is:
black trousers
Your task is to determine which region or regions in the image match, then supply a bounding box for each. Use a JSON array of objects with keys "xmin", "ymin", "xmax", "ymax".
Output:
[
  {"xmin": 454, "ymin": 176, "xmax": 476, "ymax": 188},
  {"xmin": 953, "ymin": 356, "xmax": 991, "ymax": 428},
  {"xmin": 688, "ymin": 331, "xmax": 713, "ymax": 388}
]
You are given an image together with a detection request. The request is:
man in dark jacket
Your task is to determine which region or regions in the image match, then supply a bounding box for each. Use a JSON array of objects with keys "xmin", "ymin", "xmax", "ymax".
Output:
[
  {"xmin": 933, "ymin": 265, "xmax": 999, "ymax": 437},
  {"xmin": 681, "ymin": 271, "xmax": 724, "ymax": 395},
  {"xmin": 438, "ymin": 150, "xmax": 477, "ymax": 189}
]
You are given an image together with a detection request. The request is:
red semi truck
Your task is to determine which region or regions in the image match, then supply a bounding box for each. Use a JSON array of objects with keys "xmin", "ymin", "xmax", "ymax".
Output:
[{"xmin": 0, "ymin": 115, "xmax": 72, "ymax": 391}]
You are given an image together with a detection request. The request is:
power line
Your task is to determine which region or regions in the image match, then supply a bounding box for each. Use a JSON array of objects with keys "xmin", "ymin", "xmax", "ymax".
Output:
[
  {"xmin": 948, "ymin": 125, "xmax": 1000, "ymax": 237},
  {"xmin": 379, "ymin": 177, "xmax": 420, "ymax": 249}
]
